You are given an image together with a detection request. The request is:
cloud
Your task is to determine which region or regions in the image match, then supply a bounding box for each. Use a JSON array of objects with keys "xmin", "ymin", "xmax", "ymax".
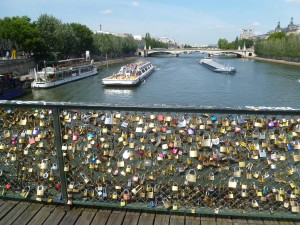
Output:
[
  {"xmin": 131, "ymin": 1, "xmax": 140, "ymax": 7},
  {"xmin": 251, "ymin": 21, "xmax": 260, "ymax": 27},
  {"xmin": 101, "ymin": 9, "xmax": 112, "ymax": 14},
  {"xmin": 284, "ymin": 0, "xmax": 300, "ymax": 3}
]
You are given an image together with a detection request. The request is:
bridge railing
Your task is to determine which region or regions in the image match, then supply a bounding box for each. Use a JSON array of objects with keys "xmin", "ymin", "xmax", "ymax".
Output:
[{"xmin": 0, "ymin": 100, "xmax": 299, "ymax": 219}]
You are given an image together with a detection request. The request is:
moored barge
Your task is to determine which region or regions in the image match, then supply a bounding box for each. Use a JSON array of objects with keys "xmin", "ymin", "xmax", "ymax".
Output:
[{"xmin": 199, "ymin": 57, "xmax": 236, "ymax": 73}]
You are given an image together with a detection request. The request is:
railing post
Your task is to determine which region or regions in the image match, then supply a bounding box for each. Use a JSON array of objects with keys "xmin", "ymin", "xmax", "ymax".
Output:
[{"xmin": 52, "ymin": 106, "xmax": 68, "ymax": 209}]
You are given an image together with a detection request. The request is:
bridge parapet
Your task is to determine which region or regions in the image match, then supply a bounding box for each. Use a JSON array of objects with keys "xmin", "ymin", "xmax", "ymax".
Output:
[
  {"xmin": 0, "ymin": 100, "xmax": 298, "ymax": 218},
  {"xmin": 140, "ymin": 48, "xmax": 256, "ymax": 57}
]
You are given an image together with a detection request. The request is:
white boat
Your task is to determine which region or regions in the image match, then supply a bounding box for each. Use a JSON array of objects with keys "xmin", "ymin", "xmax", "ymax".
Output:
[
  {"xmin": 102, "ymin": 61, "xmax": 154, "ymax": 86},
  {"xmin": 31, "ymin": 58, "xmax": 98, "ymax": 89},
  {"xmin": 199, "ymin": 57, "xmax": 236, "ymax": 73}
]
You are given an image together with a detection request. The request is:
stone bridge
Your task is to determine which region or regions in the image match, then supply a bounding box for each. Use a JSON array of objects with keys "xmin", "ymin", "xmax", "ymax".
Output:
[{"xmin": 138, "ymin": 48, "xmax": 256, "ymax": 58}]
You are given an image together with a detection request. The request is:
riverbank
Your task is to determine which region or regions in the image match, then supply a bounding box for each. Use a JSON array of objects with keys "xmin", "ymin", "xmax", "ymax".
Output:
[
  {"xmin": 94, "ymin": 56, "xmax": 139, "ymax": 68},
  {"xmin": 250, "ymin": 56, "xmax": 300, "ymax": 67}
]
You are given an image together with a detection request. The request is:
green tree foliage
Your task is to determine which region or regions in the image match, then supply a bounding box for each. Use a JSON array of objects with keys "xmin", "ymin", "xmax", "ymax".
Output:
[
  {"xmin": 254, "ymin": 34, "xmax": 300, "ymax": 61},
  {"xmin": 0, "ymin": 14, "xmax": 138, "ymax": 60},
  {"xmin": 93, "ymin": 33, "xmax": 137, "ymax": 57},
  {"xmin": 70, "ymin": 23, "xmax": 94, "ymax": 57},
  {"xmin": 57, "ymin": 23, "xmax": 79, "ymax": 59},
  {"xmin": 217, "ymin": 38, "xmax": 229, "ymax": 49},
  {"xmin": 35, "ymin": 14, "xmax": 63, "ymax": 59},
  {"xmin": 268, "ymin": 32, "xmax": 286, "ymax": 40},
  {"xmin": 0, "ymin": 16, "xmax": 42, "ymax": 54},
  {"xmin": 145, "ymin": 32, "xmax": 168, "ymax": 49},
  {"xmin": 218, "ymin": 37, "xmax": 254, "ymax": 50}
]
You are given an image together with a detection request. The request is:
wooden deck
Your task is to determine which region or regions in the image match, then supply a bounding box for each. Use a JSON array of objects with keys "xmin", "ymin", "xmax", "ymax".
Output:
[{"xmin": 0, "ymin": 199, "xmax": 299, "ymax": 225}]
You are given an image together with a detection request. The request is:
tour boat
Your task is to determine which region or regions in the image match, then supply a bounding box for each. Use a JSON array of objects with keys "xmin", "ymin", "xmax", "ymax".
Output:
[
  {"xmin": 31, "ymin": 58, "xmax": 98, "ymax": 89},
  {"xmin": 199, "ymin": 57, "xmax": 236, "ymax": 73},
  {"xmin": 102, "ymin": 61, "xmax": 154, "ymax": 86}
]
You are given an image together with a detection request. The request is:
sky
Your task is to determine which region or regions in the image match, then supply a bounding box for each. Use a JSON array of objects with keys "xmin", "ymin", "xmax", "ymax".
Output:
[{"xmin": 1, "ymin": 0, "xmax": 300, "ymax": 45}]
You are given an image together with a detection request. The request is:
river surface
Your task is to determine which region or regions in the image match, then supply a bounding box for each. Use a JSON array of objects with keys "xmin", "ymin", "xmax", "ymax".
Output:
[{"xmin": 18, "ymin": 54, "xmax": 300, "ymax": 109}]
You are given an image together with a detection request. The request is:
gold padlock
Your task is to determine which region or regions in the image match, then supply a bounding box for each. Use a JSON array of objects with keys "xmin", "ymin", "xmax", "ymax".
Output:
[
  {"xmin": 172, "ymin": 203, "xmax": 178, "ymax": 211},
  {"xmin": 120, "ymin": 200, "xmax": 126, "ymax": 207},
  {"xmin": 112, "ymin": 192, "xmax": 118, "ymax": 199}
]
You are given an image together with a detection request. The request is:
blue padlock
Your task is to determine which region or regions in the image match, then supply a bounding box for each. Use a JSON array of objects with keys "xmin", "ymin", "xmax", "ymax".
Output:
[{"xmin": 149, "ymin": 201, "xmax": 155, "ymax": 208}]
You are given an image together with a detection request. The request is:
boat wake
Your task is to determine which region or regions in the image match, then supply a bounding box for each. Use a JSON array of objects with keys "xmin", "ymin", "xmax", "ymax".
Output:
[{"xmin": 155, "ymin": 67, "xmax": 160, "ymax": 71}]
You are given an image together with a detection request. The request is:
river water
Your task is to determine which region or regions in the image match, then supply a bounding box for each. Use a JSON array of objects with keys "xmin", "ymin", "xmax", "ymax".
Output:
[{"xmin": 18, "ymin": 54, "xmax": 300, "ymax": 109}]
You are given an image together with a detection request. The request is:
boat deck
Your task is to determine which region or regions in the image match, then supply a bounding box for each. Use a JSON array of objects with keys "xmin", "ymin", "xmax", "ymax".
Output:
[
  {"xmin": 104, "ymin": 75, "xmax": 139, "ymax": 80},
  {"xmin": 0, "ymin": 199, "xmax": 299, "ymax": 225}
]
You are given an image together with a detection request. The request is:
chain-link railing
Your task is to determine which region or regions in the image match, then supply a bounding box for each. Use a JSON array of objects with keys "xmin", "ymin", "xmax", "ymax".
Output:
[{"xmin": 0, "ymin": 101, "xmax": 299, "ymax": 219}]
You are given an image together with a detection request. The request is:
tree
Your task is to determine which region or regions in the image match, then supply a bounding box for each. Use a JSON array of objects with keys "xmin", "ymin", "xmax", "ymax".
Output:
[
  {"xmin": 70, "ymin": 23, "xmax": 94, "ymax": 57},
  {"xmin": 268, "ymin": 32, "xmax": 286, "ymax": 40},
  {"xmin": 0, "ymin": 16, "xmax": 42, "ymax": 54},
  {"xmin": 57, "ymin": 23, "xmax": 78, "ymax": 59},
  {"xmin": 217, "ymin": 38, "xmax": 228, "ymax": 49},
  {"xmin": 35, "ymin": 14, "xmax": 63, "ymax": 59}
]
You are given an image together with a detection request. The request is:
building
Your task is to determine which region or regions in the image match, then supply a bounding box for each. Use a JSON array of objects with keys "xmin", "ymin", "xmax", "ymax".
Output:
[
  {"xmin": 252, "ymin": 17, "xmax": 300, "ymax": 40},
  {"xmin": 240, "ymin": 29, "xmax": 255, "ymax": 39},
  {"xmin": 269, "ymin": 17, "xmax": 300, "ymax": 35},
  {"xmin": 158, "ymin": 37, "xmax": 177, "ymax": 49}
]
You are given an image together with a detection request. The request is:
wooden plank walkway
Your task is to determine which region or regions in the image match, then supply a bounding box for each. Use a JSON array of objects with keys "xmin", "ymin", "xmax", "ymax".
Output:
[{"xmin": 0, "ymin": 200, "xmax": 299, "ymax": 225}]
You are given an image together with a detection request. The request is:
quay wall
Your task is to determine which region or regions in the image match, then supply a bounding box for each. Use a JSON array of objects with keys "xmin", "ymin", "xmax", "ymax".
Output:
[{"xmin": 0, "ymin": 58, "xmax": 36, "ymax": 75}]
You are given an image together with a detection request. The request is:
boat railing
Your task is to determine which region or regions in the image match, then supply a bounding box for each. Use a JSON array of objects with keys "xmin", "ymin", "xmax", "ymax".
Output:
[{"xmin": 0, "ymin": 100, "xmax": 299, "ymax": 219}]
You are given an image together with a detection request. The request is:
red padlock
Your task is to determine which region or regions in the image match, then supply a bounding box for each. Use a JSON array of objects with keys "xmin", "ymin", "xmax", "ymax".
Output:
[
  {"xmin": 56, "ymin": 183, "xmax": 62, "ymax": 189},
  {"xmin": 161, "ymin": 127, "xmax": 167, "ymax": 133},
  {"xmin": 157, "ymin": 114, "xmax": 164, "ymax": 122},
  {"xmin": 6, "ymin": 183, "xmax": 11, "ymax": 190},
  {"xmin": 123, "ymin": 189, "xmax": 131, "ymax": 200},
  {"xmin": 171, "ymin": 148, "xmax": 179, "ymax": 155}
]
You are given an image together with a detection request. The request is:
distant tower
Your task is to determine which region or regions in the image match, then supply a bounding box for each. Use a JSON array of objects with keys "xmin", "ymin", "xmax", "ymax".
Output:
[
  {"xmin": 100, "ymin": 24, "xmax": 102, "ymax": 31},
  {"xmin": 290, "ymin": 17, "xmax": 294, "ymax": 25},
  {"xmin": 275, "ymin": 21, "xmax": 281, "ymax": 32}
]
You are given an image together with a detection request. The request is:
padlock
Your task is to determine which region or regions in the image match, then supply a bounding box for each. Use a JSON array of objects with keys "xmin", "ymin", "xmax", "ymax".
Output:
[
  {"xmin": 228, "ymin": 177, "xmax": 237, "ymax": 188},
  {"xmin": 163, "ymin": 198, "xmax": 172, "ymax": 209},
  {"xmin": 149, "ymin": 201, "xmax": 155, "ymax": 208},
  {"xmin": 186, "ymin": 169, "xmax": 197, "ymax": 182},
  {"xmin": 146, "ymin": 188, "xmax": 154, "ymax": 199},
  {"xmin": 291, "ymin": 203, "xmax": 300, "ymax": 213},
  {"xmin": 233, "ymin": 167, "xmax": 241, "ymax": 177},
  {"xmin": 111, "ymin": 192, "xmax": 118, "ymax": 199},
  {"xmin": 36, "ymin": 185, "xmax": 44, "ymax": 196},
  {"xmin": 172, "ymin": 183, "xmax": 179, "ymax": 192},
  {"xmin": 64, "ymin": 164, "xmax": 69, "ymax": 172},
  {"xmin": 131, "ymin": 185, "xmax": 142, "ymax": 195},
  {"xmin": 214, "ymin": 208, "xmax": 219, "ymax": 214},
  {"xmin": 252, "ymin": 200, "xmax": 259, "ymax": 208},
  {"xmin": 11, "ymin": 153, "xmax": 17, "ymax": 161},
  {"xmin": 191, "ymin": 207, "xmax": 196, "ymax": 214},
  {"xmin": 189, "ymin": 147, "xmax": 197, "ymax": 158},
  {"xmin": 126, "ymin": 165, "xmax": 132, "ymax": 173},
  {"xmin": 208, "ymin": 172, "xmax": 215, "ymax": 181},
  {"xmin": 228, "ymin": 191, "xmax": 234, "ymax": 199},
  {"xmin": 40, "ymin": 159, "xmax": 48, "ymax": 170},
  {"xmin": 241, "ymin": 189, "xmax": 248, "ymax": 197},
  {"xmin": 122, "ymin": 189, "xmax": 130, "ymax": 201},
  {"xmin": 172, "ymin": 203, "xmax": 178, "ymax": 211}
]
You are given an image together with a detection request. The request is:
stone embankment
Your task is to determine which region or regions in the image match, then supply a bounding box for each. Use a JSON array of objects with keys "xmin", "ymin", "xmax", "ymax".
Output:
[{"xmin": 251, "ymin": 56, "xmax": 300, "ymax": 66}]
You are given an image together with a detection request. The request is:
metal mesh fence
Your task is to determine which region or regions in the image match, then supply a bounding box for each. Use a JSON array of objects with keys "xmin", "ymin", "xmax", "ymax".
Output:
[
  {"xmin": 0, "ymin": 102, "xmax": 299, "ymax": 218},
  {"xmin": 0, "ymin": 107, "xmax": 63, "ymax": 203}
]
